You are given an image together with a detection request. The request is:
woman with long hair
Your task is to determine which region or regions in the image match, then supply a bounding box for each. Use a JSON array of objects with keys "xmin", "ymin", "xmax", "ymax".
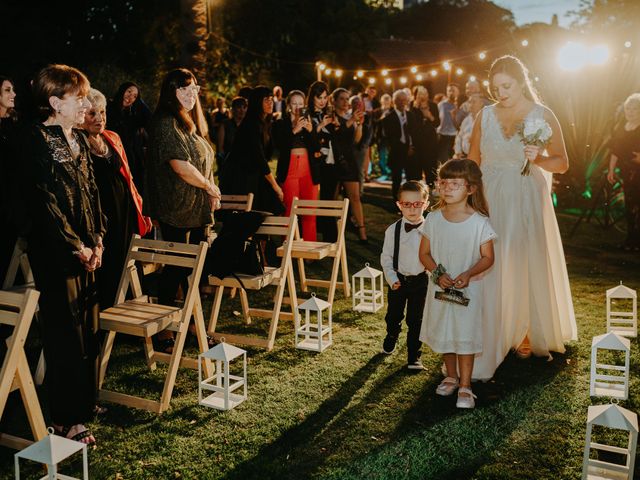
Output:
[
  {"xmin": 468, "ymin": 55, "xmax": 577, "ymax": 379},
  {"xmin": 220, "ymin": 86, "xmax": 284, "ymax": 214},
  {"xmin": 107, "ymin": 81, "xmax": 151, "ymax": 192},
  {"xmin": 273, "ymin": 90, "xmax": 320, "ymax": 240},
  {"xmin": 144, "ymin": 68, "xmax": 220, "ymax": 351}
]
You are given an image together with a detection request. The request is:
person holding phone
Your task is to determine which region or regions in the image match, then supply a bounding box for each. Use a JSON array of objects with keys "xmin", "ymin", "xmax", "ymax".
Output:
[{"xmin": 273, "ymin": 90, "xmax": 320, "ymax": 240}]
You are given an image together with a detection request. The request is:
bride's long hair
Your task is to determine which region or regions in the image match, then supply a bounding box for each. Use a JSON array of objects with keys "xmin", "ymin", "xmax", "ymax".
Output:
[{"xmin": 489, "ymin": 55, "xmax": 541, "ymax": 105}]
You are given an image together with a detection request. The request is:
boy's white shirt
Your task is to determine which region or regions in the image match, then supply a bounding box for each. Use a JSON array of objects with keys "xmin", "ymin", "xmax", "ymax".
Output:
[{"xmin": 380, "ymin": 216, "xmax": 426, "ymax": 287}]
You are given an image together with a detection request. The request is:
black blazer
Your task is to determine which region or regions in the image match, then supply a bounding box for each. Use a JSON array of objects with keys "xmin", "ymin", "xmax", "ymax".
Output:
[
  {"xmin": 382, "ymin": 109, "xmax": 415, "ymax": 155},
  {"xmin": 273, "ymin": 115, "xmax": 321, "ymax": 185}
]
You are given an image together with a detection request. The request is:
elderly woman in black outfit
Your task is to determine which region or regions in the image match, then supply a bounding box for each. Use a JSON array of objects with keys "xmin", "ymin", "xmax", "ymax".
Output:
[
  {"xmin": 410, "ymin": 85, "xmax": 440, "ymax": 186},
  {"xmin": 22, "ymin": 65, "xmax": 106, "ymax": 445},
  {"xmin": 80, "ymin": 88, "xmax": 152, "ymax": 309},
  {"xmin": 144, "ymin": 68, "xmax": 220, "ymax": 350},
  {"xmin": 220, "ymin": 86, "xmax": 284, "ymax": 214},
  {"xmin": 107, "ymin": 81, "xmax": 151, "ymax": 192}
]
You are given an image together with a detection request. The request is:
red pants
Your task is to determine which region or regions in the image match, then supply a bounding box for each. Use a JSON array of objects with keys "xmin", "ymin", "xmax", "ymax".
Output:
[{"xmin": 283, "ymin": 151, "xmax": 318, "ymax": 241}]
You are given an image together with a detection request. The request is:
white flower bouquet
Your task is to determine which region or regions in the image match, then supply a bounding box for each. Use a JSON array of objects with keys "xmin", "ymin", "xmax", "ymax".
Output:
[{"xmin": 518, "ymin": 118, "xmax": 552, "ymax": 175}]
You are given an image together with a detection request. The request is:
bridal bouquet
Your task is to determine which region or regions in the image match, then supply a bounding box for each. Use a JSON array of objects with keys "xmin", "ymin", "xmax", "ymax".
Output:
[{"xmin": 518, "ymin": 118, "xmax": 552, "ymax": 175}]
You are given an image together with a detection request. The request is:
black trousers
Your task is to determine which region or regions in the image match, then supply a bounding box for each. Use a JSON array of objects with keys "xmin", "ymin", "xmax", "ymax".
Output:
[
  {"xmin": 389, "ymin": 145, "xmax": 422, "ymax": 201},
  {"xmin": 384, "ymin": 273, "xmax": 428, "ymax": 362},
  {"xmin": 436, "ymin": 134, "xmax": 456, "ymax": 165},
  {"xmin": 28, "ymin": 248, "xmax": 99, "ymax": 425},
  {"xmin": 318, "ymin": 163, "xmax": 339, "ymax": 243},
  {"xmin": 621, "ymin": 167, "xmax": 640, "ymax": 247},
  {"xmin": 158, "ymin": 222, "xmax": 208, "ymax": 305}
]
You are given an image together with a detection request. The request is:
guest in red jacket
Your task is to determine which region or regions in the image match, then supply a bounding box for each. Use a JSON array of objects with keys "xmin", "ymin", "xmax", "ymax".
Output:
[{"xmin": 81, "ymin": 88, "xmax": 152, "ymax": 308}]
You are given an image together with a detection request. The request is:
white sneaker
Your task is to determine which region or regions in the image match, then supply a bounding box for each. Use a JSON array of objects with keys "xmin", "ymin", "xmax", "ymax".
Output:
[
  {"xmin": 435, "ymin": 377, "xmax": 459, "ymax": 396},
  {"xmin": 456, "ymin": 387, "xmax": 477, "ymax": 409}
]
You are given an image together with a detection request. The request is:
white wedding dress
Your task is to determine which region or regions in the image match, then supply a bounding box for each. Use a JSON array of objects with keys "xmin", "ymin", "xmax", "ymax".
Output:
[{"xmin": 473, "ymin": 104, "xmax": 578, "ymax": 380}]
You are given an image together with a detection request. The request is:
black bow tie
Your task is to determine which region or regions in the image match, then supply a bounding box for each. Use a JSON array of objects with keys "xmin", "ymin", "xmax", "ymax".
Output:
[{"xmin": 405, "ymin": 222, "xmax": 423, "ymax": 233}]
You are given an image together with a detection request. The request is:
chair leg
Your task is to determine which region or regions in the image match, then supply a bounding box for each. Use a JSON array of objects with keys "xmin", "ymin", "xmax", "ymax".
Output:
[
  {"xmin": 143, "ymin": 337, "xmax": 157, "ymax": 371},
  {"xmin": 327, "ymin": 252, "xmax": 343, "ymax": 305},
  {"xmin": 239, "ymin": 289, "xmax": 251, "ymax": 325},
  {"xmin": 229, "ymin": 287, "xmax": 238, "ymax": 299},
  {"xmin": 207, "ymin": 286, "xmax": 224, "ymax": 334},
  {"xmin": 192, "ymin": 298, "xmax": 213, "ymax": 377},
  {"xmin": 297, "ymin": 257, "xmax": 308, "ymax": 293},
  {"xmin": 340, "ymin": 242, "xmax": 351, "ymax": 297},
  {"xmin": 98, "ymin": 331, "xmax": 116, "ymax": 388},
  {"xmin": 158, "ymin": 323, "xmax": 189, "ymax": 413},
  {"xmin": 15, "ymin": 350, "xmax": 47, "ymax": 441}
]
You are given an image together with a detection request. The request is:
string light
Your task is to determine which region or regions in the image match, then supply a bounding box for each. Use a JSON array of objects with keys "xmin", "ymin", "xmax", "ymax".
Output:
[
  {"xmin": 430, "ymin": 69, "xmax": 438, "ymax": 77},
  {"xmin": 521, "ymin": 39, "xmax": 529, "ymax": 47},
  {"xmin": 443, "ymin": 61, "xmax": 451, "ymax": 71},
  {"xmin": 381, "ymin": 69, "xmax": 389, "ymax": 76},
  {"xmin": 385, "ymin": 78, "xmax": 392, "ymax": 85},
  {"xmin": 455, "ymin": 67, "xmax": 463, "ymax": 76},
  {"xmin": 319, "ymin": 63, "xmax": 326, "ymax": 71},
  {"xmin": 479, "ymin": 52, "xmax": 486, "ymax": 60},
  {"xmin": 353, "ymin": 75, "xmax": 358, "ymax": 80},
  {"xmin": 399, "ymin": 76, "xmax": 407, "ymax": 85},
  {"xmin": 469, "ymin": 75, "xmax": 476, "ymax": 82},
  {"xmin": 335, "ymin": 69, "xmax": 343, "ymax": 78},
  {"xmin": 410, "ymin": 66, "xmax": 418, "ymax": 74},
  {"xmin": 624, "ymin": 40, "xmax": 632, "ymax": 48},
  {"xmin": 482, "ymin": 80, "xmax": 490, "ymax": 87},
  {"xmin": 416, "ymin": 74, "xmax": 423, "ymax": 81},
  {"xmin": 325, "ymin": 68, "xmax": 332, "ymax": 75},
  {"xmin": 357, "ymin": 70, "xmax": 364, "ymax": 78},
  {"xmin": 368, "ymin": 77, "xmax": 376, "ymax": 85},
  {"xmin": 534, "ymin": 76, "xmax": 540, "ymax": 82}
]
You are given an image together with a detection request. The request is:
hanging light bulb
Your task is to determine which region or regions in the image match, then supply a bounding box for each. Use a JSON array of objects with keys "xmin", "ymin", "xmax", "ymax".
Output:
[
  {"xmin": 416, "ymin": 74, "xmax": 423, "ymax": 81},
  {"xmin": 381, "ymin": 69, "xmax": 389, "ymax": 77},
  {"xmin": 479, "ymin": 52, "xmax": 486, "ymax": 60},
  {"xmin": 430, "ymin": 69, "xmax": 438, "ymax": 77},
  {"xmin": 482, "ymin": 80, "xmax": 490, "ymax": 87},
  {"xmin": 624, "ymin": 40, "xmax": 632, "ymax": 48},
  {"xmin": 368, "ymin": 77, "xmax": 376, "ymax": 85},
  {"xmin": 455, "ymin": 67, "xmax": 463, "ymax": 76},
  {"xmin": 521, "ymin": 39, "xmax": 529, "ymax": 47},
  {"xmin": 399, "ymin": 76, "xmax": 407, "ymax": 85},
  {"xmin": 385, "ymin": 78, "xmax": 392, "ymax": 85},
  {"xmin": 410, "ymin": 66, "xmax": 418, "ymax": 74},
  {"xmin": 319, "ymin": 63, "xmax": 326, "ymax": 71},
  {"xmin": 469, "ymin": 75, "xmax": 476, "ymax": 82},
  {"xmin": 357, "ymin": 70, "xmax": 364, "ymax": 78},
  {"xmin": 443, "ymin": 61, "xmax": 451, "ymax": 71},
  {"xmin": 325, "ymin": 68, "xmax": 332, "ymax": 75}
]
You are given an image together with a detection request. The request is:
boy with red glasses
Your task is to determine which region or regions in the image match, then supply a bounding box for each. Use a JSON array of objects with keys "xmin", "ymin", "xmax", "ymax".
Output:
[{"xmin": 380, "ymin": 181, "xmax": 429, "ymax": 370}]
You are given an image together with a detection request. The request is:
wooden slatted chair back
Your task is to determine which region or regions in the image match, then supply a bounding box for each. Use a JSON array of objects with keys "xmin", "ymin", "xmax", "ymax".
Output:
[{"xmin": 219, "ymin": 193, "xmax": 254, "ymax": 212}]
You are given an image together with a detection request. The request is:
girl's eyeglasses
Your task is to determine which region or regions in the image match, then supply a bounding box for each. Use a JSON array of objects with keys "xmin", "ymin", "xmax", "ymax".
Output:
[
  {"xmin": 178, "ymin": 85, "xmax": 201, "ymax": 94},
  {"xmin": 397, "ymin": 201, "xmax": 426, "ymax": 209},
  {"xmin": 435, "ymin": 180, "xmax": 469, "ymax": 191}
]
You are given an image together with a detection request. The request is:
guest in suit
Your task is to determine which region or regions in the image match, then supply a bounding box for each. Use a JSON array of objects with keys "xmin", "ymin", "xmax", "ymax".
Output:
[{"xmin": 382, "ymin": 89, "xmax": 419, "ymax": 200}]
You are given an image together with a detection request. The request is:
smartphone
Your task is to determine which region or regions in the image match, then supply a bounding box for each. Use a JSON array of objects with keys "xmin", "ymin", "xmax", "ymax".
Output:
[
  {"xmin": 325, "ymin": 105, "xmax": 335, "ymax": 117},
  {"xmin": 299, "ymin": 107, "xmax": 308, "ymax": 118}
]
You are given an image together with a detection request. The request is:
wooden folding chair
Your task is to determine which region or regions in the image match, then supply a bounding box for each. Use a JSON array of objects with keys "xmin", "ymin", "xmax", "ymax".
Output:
[
  {"xmin": 278, "ymin": 198, "xmax": 350, "ymax": 304},
  {"xmin": 219, "ymin": 193, "xmax": 254, "ymax": 212},
  {"xmin": 98, "ymin": 235, "xmax": 211, "ymax": 413},
  {"xmin": 207, "ymin": 214, "xmax": 298, "ymax": 351},
  {"xmin": 0, "ymin": 289, "xmax": 47, "ymax": 450},
  {"xmin": 2, "ymin": 239, "xmax": 45, "ymax": 386}
]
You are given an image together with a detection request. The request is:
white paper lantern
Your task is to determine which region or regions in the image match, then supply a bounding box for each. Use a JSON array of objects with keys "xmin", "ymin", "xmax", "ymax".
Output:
[
  {"xmin": 590, "ymin": 332, "xmax": 630, "ymax": 400},
  {"xmin": 582, "ymin": 404, "xmax": 638, "ymax": 480},
  {"xmin": 352, "ymin": 263, "xmax": 384, "ymax": 313},
  {"xmin": 198, "ymin": 341, "xmax": 247, "ymax": 411},
  {"xmin": 14, "ymin": 427, "xmax": 88, "ymax": 479},
  {"xmin": 296, "ymin": 293, "xmax": 332, "ymax": 352},
  {"xmin": 606, "ymin": 283, "xmax": 637, "ymax": 338}
]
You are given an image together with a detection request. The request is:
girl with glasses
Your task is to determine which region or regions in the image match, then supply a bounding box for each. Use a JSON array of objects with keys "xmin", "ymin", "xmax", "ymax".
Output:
[{"xmin": 418, "ymin": 159, "xmax": 496, "ymax": 409}]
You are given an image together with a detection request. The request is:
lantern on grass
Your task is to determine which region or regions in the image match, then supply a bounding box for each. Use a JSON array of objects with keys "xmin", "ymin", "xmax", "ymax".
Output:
[
  {"xmin": 296, "ymin": 293, "xmax": 332, "ymax": 352},
  {"xmin": 352, "ymin": 263, "xmax": 384, "ymax": 313},
  {"xmin": 582, "ymin": 404, "xmax": 638, "ymax": 480},
  {"xmin": 590, "ymin": 332, "xmax": 630, "ymax": 400},
  {"xmin": 198, "ymin": 340, "xmax": 247, "ymax": 411},
  {"xmin": 14, "ymin": 427, "xmax": 88, "ymax": 479},
  {"xmin": 606, "ymin": 283, "xmax": 637, "ymax": 338}
]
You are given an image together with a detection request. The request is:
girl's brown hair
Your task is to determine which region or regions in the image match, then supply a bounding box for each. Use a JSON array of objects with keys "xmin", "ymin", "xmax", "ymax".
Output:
[
  {"xmin": 434, "ymin": 159, "xmax": 490, "ymax": 217},
  {"xmin": 489, "ymin": 55, "xmax": 541, "ymax": 104},
  {"xmin": 32, "ymin": 64, "xmax": 90, "ymax": 120}
]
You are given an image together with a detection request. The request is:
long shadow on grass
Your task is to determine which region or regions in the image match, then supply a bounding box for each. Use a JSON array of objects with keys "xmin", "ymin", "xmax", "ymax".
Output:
[
  {"xmin": 223, "ymin": 354, "xmax": 387, "ymax": 479},
  {"xmin": 322, "ymin": 349, "xmax": 575, "ymax": 480}
]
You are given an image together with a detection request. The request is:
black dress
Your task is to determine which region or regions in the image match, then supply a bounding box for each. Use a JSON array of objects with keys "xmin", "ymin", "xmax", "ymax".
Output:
[
  {"xmin": 611, "ymin": 124, "xmax": 640, "ymax": 247},
  {"xmin": 92, "ymin": 143, "xmax": 137, "ymax": 308},
  {"xmin": 332, "ymin": 115, "xmax": 359, "ymax": 182},
  {"xmin": 410, "ymin": 103, "xmax": 440, "ymax": 185}
]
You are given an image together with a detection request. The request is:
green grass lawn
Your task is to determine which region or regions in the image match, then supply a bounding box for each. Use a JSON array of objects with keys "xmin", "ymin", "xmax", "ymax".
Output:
[{"xmin": 2, "ymin": 182, "xmax": 640, "ymax": 479}]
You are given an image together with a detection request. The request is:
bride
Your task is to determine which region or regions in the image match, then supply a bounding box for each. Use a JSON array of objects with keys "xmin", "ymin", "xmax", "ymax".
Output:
[{"xmin": 467, "ymin": 55, "xmax": 577, "ymax": 380}]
